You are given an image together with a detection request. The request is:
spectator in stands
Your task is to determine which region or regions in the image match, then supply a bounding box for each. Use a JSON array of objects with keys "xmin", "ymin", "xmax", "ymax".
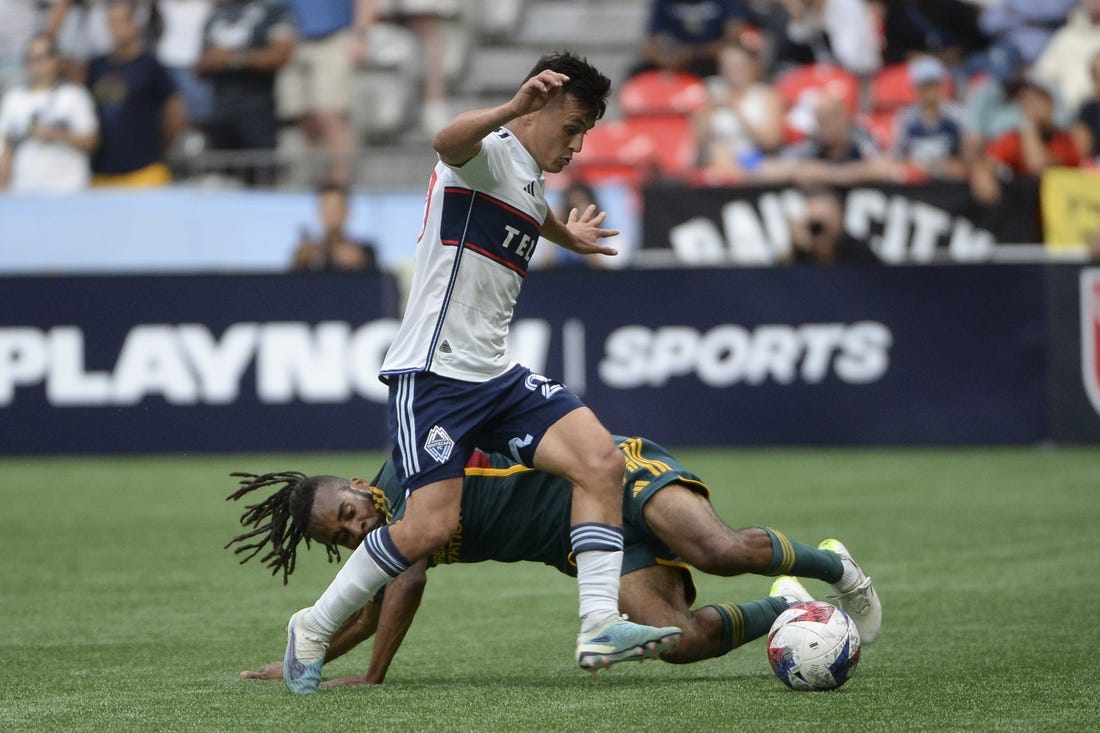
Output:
[
  {"xmin": 765, "ymin": 0, "xmax": 881, "ymax": 77},
  {"xmin": 970, "ymin": 75, "xmax": 1082, "ymax": 203},
  {"xmin": 1071, "ymin": 50, "xmax": 1100, "ymax": 160},
  {"xmin": 155, "ymin": 0, "xmax": 215, "ymax": 131},
  {"xmin": 0, "ymin": 34, "xmax": 99, "ymax": 193},
  {"xmin": 880, "ymin": 0, "xmax": 988, "ymax": 67},
  {"xmin": 87, "ymin": 0, "xmax": 185, "ymax": 187},
  {"xmin": 278, "ymin": 0, "xmax": 373, "ymax": 185},
  {"xmin": 0, "ymin": 0, "xmax": 40, "ymax": 95},
  {"xmin": 195, "ymin": 0, "xmax": 296, "ymax": 185},
  {"xmin": 43, "ymin": 0, "xmax": 154, "ymax": 80},
  {"xmin": 291, "ymin": 182, "xmax": 378, "ymax": 271},
  {"xmin": 976, "ymin": 0, "xmax": 1076, "ymax": 67},
  {"xmin": 375, "ymin": 0, "xmax": 457, "ymax": 135},
  {"xmin": 694, "ymin": 42, "xmax": 784, "ymax": 182},
  {"xmin": 756, "ymin": 92, "xmax": 896, "ymax": 186},
  {"xmin": 892, "ymin": 55, "xmax": 969, "ymax": 180},
  {"xmin": 1032, "ymin": 0, "xmax": 1100, "ymax": 117},
  {"xmin": 782, "ymin": 186, "xmax": 879, "ymax": 264},
  {"xmin": 632, "ymin": 0, "xmax": 751, "ymax": 79}
]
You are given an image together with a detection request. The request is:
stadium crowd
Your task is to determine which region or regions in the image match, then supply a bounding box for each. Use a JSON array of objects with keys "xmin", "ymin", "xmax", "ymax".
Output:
[{"xmin": 1, "ymin": 0, "xmax": 1098, "ymax": 259}]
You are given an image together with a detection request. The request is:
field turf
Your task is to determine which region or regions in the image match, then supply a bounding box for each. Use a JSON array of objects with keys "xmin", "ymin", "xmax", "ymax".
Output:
[{"xmin": 1, "ymin": 446, "xmax": 1098, "ymax": 732}]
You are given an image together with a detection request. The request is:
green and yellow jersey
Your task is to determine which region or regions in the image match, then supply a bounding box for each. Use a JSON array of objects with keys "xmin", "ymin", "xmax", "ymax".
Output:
[{"xmin": 368, "ymin": 436, "xmax": 711, "ymax": 588}]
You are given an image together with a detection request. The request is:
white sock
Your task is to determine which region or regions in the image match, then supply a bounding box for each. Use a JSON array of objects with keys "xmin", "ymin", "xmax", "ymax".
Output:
[
  {"xmin": 838, "ymin": 556, "xmax": 860, "ymax": 591},
  {"xmin": 304, "ymin": 543, "xmax": 392, "ymax": 635},
  {"xmin": 576, "ymin": 549, "xmax": 623, "ymax": 633}
]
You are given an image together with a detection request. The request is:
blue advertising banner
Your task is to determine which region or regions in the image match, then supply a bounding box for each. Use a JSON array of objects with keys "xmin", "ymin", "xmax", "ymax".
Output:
[
  {"xmin": 0, "ymin": 273, "xmax": 401, "ymax": 454},
  {"xmin": 1, "ymin": 266, "xmax": 1051, "ymax": 453},
  {"xmin": 514, "ymin": 265, "xmax": 1048, "ymax": 446}
]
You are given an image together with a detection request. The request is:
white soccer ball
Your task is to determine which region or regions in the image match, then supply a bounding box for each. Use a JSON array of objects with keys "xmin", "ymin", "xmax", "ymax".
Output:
[{"xmin": 767, "ymin": 600, "xmax": 861, "ymax": 691}]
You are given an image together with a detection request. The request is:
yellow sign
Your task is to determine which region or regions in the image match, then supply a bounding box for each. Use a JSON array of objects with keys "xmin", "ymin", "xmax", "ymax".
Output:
[{"xmin": 1041, "ymin": 167, "xmax": 1100, "ymax": 250}]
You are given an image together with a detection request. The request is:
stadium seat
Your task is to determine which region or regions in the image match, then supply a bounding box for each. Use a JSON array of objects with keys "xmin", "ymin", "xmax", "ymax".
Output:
[
  {"xmin": 869, "ymin": 62, "xmax": 956, "ymax": 113},
  {"xmin": 862, "ymin": 110, "xmax": 897, "ymax": 150},
  {"xmin": 620, "ymin": 115, "xmax": 697, "ymax": 180},
  {"xmin": 775, "ymin": 64, "xmax": 861, "ymax": 115},
  {"xmin": 619, "ymin": 70, "xmax": 709, "ymax": 117},
  {"xmin": 570, "ymin": 120, "xmax": 658, "ymax": 186}
]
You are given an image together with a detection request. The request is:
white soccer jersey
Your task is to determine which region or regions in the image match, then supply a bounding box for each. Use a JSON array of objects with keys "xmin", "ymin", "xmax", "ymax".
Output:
[{"xmin": 380, "ymin": 128, "xmax": 548, "ymax": 383}]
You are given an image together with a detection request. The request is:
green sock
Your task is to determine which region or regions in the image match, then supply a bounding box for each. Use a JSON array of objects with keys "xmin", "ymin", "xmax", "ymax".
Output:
[
  {"xmin": 706, "ymin": 597, "xmax": 790, "ymax": 655},
  {"xmin": 761, "ymin": 527, "xmax": 843, "ymax": 583}
]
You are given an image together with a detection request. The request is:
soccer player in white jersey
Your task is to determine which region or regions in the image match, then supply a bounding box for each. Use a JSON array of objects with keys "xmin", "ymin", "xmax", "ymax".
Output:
[{"xmin": 281, "ymin": 52, "xmax": 683, "ymax": 694}]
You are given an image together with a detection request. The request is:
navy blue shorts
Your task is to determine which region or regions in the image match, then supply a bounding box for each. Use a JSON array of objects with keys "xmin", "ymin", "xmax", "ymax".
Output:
[{"xmin": 387, "ymin": 365, "xmax": 585, "ymax": 492}]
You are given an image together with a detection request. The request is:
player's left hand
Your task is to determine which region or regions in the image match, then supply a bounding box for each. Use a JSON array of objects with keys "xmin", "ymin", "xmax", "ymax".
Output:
[
  {"xmin": 562, "ymin": 204, "xmax": 619, "ymax": 256},
  {"xmin": 240, "ymin": 661, "xmax": 282, "ymax": 680}
]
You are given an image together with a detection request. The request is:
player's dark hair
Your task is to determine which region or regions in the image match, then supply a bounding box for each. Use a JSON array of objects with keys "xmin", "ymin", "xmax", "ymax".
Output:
[
  {"xmin": 224, "ymin": 471, "xmax": 342, "ymax": 584},
  {"xmin": 524, "ymin": 51, "xmax": 612, "ymax": 120}
]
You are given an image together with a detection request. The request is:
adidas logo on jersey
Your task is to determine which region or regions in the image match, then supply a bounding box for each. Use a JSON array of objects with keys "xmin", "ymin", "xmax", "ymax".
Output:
[
  {"xmin": 523, "ymin": 180, "xmax": 538, "ymax": 197},
  {"xmin": 439, "ymin": 340, "xmax": 452, "ymax": 353}
]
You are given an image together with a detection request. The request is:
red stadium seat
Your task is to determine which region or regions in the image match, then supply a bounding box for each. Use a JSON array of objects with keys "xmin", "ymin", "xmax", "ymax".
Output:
[
  {"xmin": 862, "ymin": 110, "xmax": 897, "ymax": 150},
  {"xmin": 570, "ymin": 115, "xmax": 697, "ymax": 185},
  {"xmin": 775, "ymin": 64, "xmax": 861, "ymax": 115},
  {"xmin": 618, "ymin": 70, "xmax": 708, "ymax": 117},
  {"xmin": 870, "ymin": 62, "xmax": 956, "ymax": 113},
  {"xmin": 570, "ymin": 120, "xmax": 658, "ymax": 185},
  {"xmin": 621, "ymin": 115, "xmax": 697, "ymax": 180}
]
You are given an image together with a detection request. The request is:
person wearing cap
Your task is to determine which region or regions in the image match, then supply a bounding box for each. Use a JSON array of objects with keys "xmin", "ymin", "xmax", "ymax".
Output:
[
  {"xmin": 970, "ymin": 73, "xmax": 1082, "ymax": 203},
  {"xmin": 891, "ymin": 55, "xmax": 968, "ymax": 181}
]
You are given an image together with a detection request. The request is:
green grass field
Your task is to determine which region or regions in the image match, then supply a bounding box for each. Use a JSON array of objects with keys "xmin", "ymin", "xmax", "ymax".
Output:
[{"xmin": 2, "ymin": 446, "xmax": 1098, "ymax": 732}]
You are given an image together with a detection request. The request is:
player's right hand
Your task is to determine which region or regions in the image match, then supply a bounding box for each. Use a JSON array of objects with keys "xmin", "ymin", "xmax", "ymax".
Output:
[
  {"xmin": 240, "ymin": 661, "xmax": 283, "ymax": 680},
  {"xmin": 511, "ymin": 70, "xmax": 569, "ymax": 115}
]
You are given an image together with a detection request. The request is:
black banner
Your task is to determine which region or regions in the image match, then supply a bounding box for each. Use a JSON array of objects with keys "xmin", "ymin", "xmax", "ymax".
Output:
[
  {"xmin": 642, "ymin": 180, "xmax": 1043, "ymax": 264},
  {"xmin": 1046, "ymin": 265, "xmax": 1100, "ymax": 442},
  {"xmin": 0, "ymin": 265, "xmax": 1071, "ymax": 453},
  {"xmin": 0, "ymin": 272, "xmax": 401, "ymax": 454}
]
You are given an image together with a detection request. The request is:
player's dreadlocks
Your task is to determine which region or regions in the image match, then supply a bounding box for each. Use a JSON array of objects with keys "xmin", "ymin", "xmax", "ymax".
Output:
[{"xmin": 224, "ymin": 471, "xmax": 342, "ymax": 585}]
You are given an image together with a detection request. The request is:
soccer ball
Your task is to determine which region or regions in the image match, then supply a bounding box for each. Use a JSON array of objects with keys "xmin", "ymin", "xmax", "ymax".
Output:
[{"xmin": 767, "ymin": 601, "xmax": 861, "ymax": 691}]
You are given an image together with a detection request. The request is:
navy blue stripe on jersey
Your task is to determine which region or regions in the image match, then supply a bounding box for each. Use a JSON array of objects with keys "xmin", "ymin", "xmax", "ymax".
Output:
[
  {"xmin": 570, "ymin": 522, "xmax": 625, "ymax": 554},
  {"xmin": 440, "ymin": 187, "xmax": 542, "ymax": 277},
  {"xmin": 395, "ymin": 374, "xmax": 420, "ymax": 476},
  {"xmin": 364, "ymin": 525, "xmax": 410, "ymax": 578},
  {"xmin": 424, "ymin": 187, "xmax": 477, "ymax": 369}
]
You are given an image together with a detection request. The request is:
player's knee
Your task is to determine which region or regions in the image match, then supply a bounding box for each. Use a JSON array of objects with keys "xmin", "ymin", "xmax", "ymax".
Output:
[
  {"xmin": 411, "ymin": 509, "xmax": 461, "ymax": 553},
  {"xmin": 574, "ymin": 436, "xmax": 624, "ymax": 492}
]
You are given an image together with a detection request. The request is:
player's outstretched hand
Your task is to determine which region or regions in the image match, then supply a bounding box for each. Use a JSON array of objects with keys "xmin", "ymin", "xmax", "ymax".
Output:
[
  {"xmin": 510, "ymin": 70, "xmax": 569, "ymax": 116},
  {"xmin": 240, "ymin": 661, "xmax": 283, "ymax": 680},
  {"xmin": 563, "ymin": 204, "xmax": 620, "ymax": 257}
]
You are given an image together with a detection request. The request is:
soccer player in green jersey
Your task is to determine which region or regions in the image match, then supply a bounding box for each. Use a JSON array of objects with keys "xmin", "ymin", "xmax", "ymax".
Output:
[{"xmin": 228, "ymin": 436, "xmax": 881, "ymax": 684}]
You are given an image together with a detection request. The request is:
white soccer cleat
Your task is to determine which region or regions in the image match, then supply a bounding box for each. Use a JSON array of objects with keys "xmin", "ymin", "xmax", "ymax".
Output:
[
  {"xmin": 283, "ymin": 607, "xmax": 330, "ymax": 694},
  {"xmin": 575, "ymin": 614, "xmax": 682, "ymax": 672},
  {"xmin": 818, "ymin": 538, "xmax": 882, "ymax": 644},
  {"xmin": 769, "ymin": 575, "xmax": 814, "ymax": 605}
]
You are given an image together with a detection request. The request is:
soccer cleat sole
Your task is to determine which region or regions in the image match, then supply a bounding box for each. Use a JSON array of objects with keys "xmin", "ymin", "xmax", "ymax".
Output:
[{"xmin": 577, "ymin": 630, "xmax": 683, "ymax": 673}]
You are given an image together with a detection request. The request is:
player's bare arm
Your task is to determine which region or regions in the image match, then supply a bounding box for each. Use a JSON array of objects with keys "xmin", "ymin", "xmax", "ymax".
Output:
[
  {"xmin": 541, "ymin": 204, "xmax": 619, "ymax": 257},
  {"xmin": 433, "ymin": 70, "xmax": 569, "ymax": 166},
  {"xmin": 325, "ymin": 559, "xmax": 429, "ymax": 686}
]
